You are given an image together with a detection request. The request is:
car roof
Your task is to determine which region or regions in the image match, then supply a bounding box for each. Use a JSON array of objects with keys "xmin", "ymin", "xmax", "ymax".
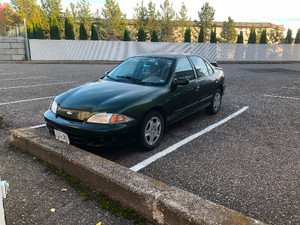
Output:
[{"xmin": 135, "ymin": 53, "xmax": 200, "ymax": 59}]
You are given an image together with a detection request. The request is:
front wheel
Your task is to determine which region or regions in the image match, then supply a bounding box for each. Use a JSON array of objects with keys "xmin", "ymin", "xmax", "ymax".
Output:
[
  {"xmin": 138, "ymin": 110, "xmax": 164, "ymax": 151},
  {"xmin": 206, "ymin": 89, "xmax": 222, "ymax": 115}
]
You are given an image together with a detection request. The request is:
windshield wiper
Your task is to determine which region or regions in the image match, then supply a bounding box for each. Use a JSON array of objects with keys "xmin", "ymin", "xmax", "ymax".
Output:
[
  {"xmin": 106, "ymin": 75, "xmax": 119, "ymax": 81},
  {"xmin": 116, "ymin": 76, "xmax": 143, "ymax": 84}
]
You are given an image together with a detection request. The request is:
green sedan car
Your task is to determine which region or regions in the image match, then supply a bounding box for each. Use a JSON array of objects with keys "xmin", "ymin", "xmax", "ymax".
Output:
[{"xmin": 44, "ymin": 54, "xmax": 225, "ymax": 150}]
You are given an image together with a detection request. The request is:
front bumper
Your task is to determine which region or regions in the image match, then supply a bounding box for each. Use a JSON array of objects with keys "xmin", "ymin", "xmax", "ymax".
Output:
[{"xmin": 44, "ymin": 110, "xmax": 138, "ymax": 147}]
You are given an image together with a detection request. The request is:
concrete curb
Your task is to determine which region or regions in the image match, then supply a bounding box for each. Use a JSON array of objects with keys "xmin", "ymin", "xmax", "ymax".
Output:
[
  {"xmin": 10, "ymin": 128, "xmax": 265, "ymax": 225},
  {"xmin": 0, "ymin": 114, "xmax": 3, "ymax": 126}
]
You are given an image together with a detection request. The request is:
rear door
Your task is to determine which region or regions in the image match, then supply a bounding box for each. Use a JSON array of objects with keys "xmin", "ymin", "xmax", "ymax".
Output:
[{"xmin": 189, "ymin": 56, "xmax": 218, "ymax": 106}]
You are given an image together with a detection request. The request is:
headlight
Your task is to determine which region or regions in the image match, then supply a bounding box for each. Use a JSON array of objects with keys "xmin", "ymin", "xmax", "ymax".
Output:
[
  {"xmin": 50, "ymin": 101, "xmax": 58, "ymax": 114},
  {"xmin": 87, "ymin": 112, "xmax": 133, "ymax": 124}
]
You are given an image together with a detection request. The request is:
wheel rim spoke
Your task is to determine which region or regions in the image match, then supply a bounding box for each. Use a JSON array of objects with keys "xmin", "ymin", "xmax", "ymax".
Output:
[{"xmin": 144, "ymin": 117, "xmax": 161, "ymax": 145}]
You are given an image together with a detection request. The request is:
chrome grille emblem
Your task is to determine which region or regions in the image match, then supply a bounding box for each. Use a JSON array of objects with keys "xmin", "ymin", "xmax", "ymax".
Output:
[{"xmin": 66, "ymin": 111, "xmax": 73, "ymax": 115}]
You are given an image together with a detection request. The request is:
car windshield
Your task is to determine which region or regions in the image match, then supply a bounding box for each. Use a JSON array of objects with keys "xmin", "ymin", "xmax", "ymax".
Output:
[{"xmin": 104, "ymin": 57, "xmax": 174, "ymax": 85}]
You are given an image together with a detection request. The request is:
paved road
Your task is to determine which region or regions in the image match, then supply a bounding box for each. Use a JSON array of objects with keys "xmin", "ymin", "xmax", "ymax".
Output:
[{"xmin": 0, "ymin": 63, "xmax": 299, "ymax": 224}]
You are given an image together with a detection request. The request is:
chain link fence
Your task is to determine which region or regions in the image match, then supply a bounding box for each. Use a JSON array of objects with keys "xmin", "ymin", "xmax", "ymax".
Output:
[{"xmin": 0, "ymin": 25, "xmax": 26, "ymax": 37}]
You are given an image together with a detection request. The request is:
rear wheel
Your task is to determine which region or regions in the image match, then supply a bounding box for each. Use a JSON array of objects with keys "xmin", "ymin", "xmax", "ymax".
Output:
[
  {"xmin": 138, "ymin": 110, "xmax": 164, "ymax": 151},
  {"xmin": 206, "ymin": 89, "xmax": 222, "ymax": 115}
]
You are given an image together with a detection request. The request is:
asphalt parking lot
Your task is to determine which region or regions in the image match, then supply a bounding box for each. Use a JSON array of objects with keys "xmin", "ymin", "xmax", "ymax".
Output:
[{"xmin": 0, "ymin": 62, "xmax": 299, "ymax": 224}]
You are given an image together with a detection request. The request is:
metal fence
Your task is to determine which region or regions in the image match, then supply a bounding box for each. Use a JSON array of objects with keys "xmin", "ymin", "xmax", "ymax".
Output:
[
  {"xmin": 0, "ymin": 25, "xmax": 26, "ymax": 38},
  {"xmin": 29, "ymin": 40, "xmax": 300, "ymax": 62}
]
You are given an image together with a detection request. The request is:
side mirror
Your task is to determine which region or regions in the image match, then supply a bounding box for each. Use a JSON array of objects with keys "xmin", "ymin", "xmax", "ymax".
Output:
[{"xmin": 174, "ymin": 78, "xmax": 189, "ymax": 86}]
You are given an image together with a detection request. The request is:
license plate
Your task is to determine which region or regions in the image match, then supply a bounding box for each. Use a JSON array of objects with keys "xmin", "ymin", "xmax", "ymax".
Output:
[{"xmin": 54, "ymin": 129, "xmax": 70, "ymax": 144}]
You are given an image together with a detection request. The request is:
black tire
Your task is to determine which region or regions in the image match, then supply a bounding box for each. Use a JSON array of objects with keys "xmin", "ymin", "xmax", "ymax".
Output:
[
  {"xmin": 138, "ymin": 110, "xmax": 164, "ymax": 151},
  {"xmin": 206, "ymin": 89, "xmax": 222, "ymax": 115}
]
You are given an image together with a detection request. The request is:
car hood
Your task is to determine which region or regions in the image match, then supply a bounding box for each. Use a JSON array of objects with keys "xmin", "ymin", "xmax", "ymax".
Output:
[{"xmin": 55, "ymin": 80, "xmax": 159, "ymax": 113}]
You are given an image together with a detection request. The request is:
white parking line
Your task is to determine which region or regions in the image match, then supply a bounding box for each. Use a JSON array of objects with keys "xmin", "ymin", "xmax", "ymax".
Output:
[
  {"xmin": 281, "ymin": 87, "xmax": 300, "ymax": 90},
  {"xmin": 0, "ymin": 81, "xmax": 78, "ymax": 90},
  {"xmin": 0, "ymin": 76, "xmax": 47, "ymax": 81},
  {"xmin": 30, "ymin": 124, "xmax": 46, "ymax": 129},
  {"xmin": 0, "ymin": 96, "xmax": 55, "ymax": 106},
  {"xmin": 130, "ymin": 106, "xmax": 249, "ymax": 172},
  {"xmin": 263, "ymin": 94, "xmax": 300, "ymax": 100}
]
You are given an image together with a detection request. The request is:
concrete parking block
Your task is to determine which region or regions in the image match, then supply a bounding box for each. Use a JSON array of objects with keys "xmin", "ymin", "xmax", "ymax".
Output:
[{"xmin": 10, "ymin": 128, "xmax": 265, "ymax": 225}]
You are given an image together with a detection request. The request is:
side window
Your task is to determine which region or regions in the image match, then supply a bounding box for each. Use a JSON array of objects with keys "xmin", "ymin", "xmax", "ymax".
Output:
[
  {"xmin": 175, "ymin": 57, "xmax": 196, "ymax": 80},
  {"xmin": 190, "ymin": 56, "xmax": 209, "ymax": 77},
  {"xmin": 205, "ymin": 61, "xmax": 214, "ymax": 75}
]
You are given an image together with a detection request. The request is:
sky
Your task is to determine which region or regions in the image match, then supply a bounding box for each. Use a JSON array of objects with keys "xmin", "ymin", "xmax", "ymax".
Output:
[{"xmin": 4, "ymin": 0, "xmax": 300, "ymax": 37}]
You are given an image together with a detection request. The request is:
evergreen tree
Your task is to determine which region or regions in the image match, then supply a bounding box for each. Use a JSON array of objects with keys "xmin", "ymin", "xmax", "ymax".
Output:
[
  {"xmin": 137, "ymin": 26, "xmax": 146, "ymax": 41},
  {"xmin": 220, "ymin": 16, "xmax": 237, "ymax": 43},
  {"xmin": 248, "ymin": 26, "xmax": 256, "ymax": 43},
  {"xmin": 151, "ymin": 30, "xmax": 159, "ymax": 42},
  {"xmin": 91, "ymin": 24, "xmax": 99, "ymax": 40},
  {"xmin": 285, "ymin": 28, "xmax": 292, "ymax": 44},
  {"xmin": 210, "ymin": 27, "xmax": 217, "ymax": 43},
  {"xmin": 237, "ymin": 31, "xmax": 244, "ymax": 43},
  {"xmin": 178, "ymin": 2, "xmax": 190, "ymax": 42},
  {"xmin": 134, "ymin": 0, "xmax": 147, "ymax": 29},
  {"xmin": 198, "ymin": 26, "xmax": 204, "ymax": 43},
  {"xmin": 102, "ymin": 0, "xmax": 125, "ymax": 40},
  {"xmin": 146, "ymin": 1, "xmax": 160, "ymax": 35},
  {"xmin": 259, "ymin": 29, "xmax": 267, "ymax": 44},
  {"xmin": 295, "ymin": 29, "xmax": 300, "ymax": 44},
  {"xmin": 123, "ymin": 28, "xmax": 130, "ymax": 41},
  {"xmin": 184, "ymin": 29, "xmax": 191, "ymax": 43},
  {"xmin": 79, "ymin": 22, "xmax": 88, "ymax": 40},
  {"xmin": 197, "ymin": 2, "xmax": 215, "ymax": 42},
  {"xmin": 64, "ymin": 17, "xmax": 75, "ymax": 40},
  {"xmin": 50, "ymin": 16, "xmax": 60, "ymax": 39},
  {"xmin": 159, "ymin": 0, "xmax": 176, "ymax": 42},
  {"xmin": 35, "ymin": 21, "xmax": 45, "ymax": 39}
]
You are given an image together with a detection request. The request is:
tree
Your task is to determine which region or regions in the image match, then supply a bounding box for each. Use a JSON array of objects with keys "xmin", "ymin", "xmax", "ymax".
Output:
[
  {"xmin": 285, "ymin": 28, "xmax": 292, "ymax": 44},
  {"xmin": 196, "ymin": 2, "xmax": 215, "ymax": 42},
  {"xmin": 269, "ymin": 26, "xmax": 283, "ymax": 44},
  {"xmin": 77, "ymin": 0, "xmax": 93, "ymax": 29},
  {"xmin": 210, "ymin": 26, "xmax": 217, "ymax": 43},
  {"xmin": 10, "ymin": 0, "xmax": 45, "ymax": 27},
  {"xmin": 134, "ymin": 0, "xmax": 147, "ymax": 28},
  {"xmin": 178, "ymin": 2, "xmax": 190, "ymax": 41},
  {"xmin": 159, "ymin": 0, "xmax": 176, "ymax": 42},
  {"xmin": 236, "ymin": 31, "xmax": 244, "ymax": 43},
  {"xmin": 1, "ymin": 3, "xmax": 22, "ymax": 33},
  {"xmin": 198, "ymin": 25, "xmax": 204, "ymax": 43},
  {"xmin": 256, "ymin": 24, "xmax": 264, "ymax": 43},
  {"xmin": 35, "ymin": 21, "xmax": 45, "ymax": 39},
  {"xmin": 184, "ymin": 28, "xmax": 191, "ymax": 42},
  {"xmin": 101, "ymin": 0, "xmax": 125, "ymax": 40},
  {"xmin": 65, "ymin": 17, "xmax": 75, "ymax": 40},
  {"xmin": 41, "ymin": 0, "xmax": 63, "ymax": 35},
  {"xmin": 50, "ymin": 16, "xmax": 60, "ymax": 39},
  {"xmin": 79, "ymin": 22, "xmax": 88, "ymax": 40},
  {"xmin": 146, "ymin": 0, "xmax": 160, "ymax": 34},
  {"xmin": 91, "ymin": 24, "xmax": 99, "ymax": 40},
  {"xmin": 220, "ymin": 16, "xmax": 237, "ymax": 43},
  {"xmin": 137, "ymin": 26, "xmax": 146, "ymax": 41},
  {"xmin": 259, "ymin": 29, "xmax": 267, "ymax": 44},
  {"xmin": 123, "ymin": 28, "xmax": 130, "ymax": 41},
  {"xmin": 295, "ymin": 29, "xmax": 300, "ymax": 44},
  {"xmin": 151, "ymin": 30, "xmax": 159, "ymax": 42},
  {"xmin": 248, "ymin": 25, "xmax": 256, "ymax": 44}
]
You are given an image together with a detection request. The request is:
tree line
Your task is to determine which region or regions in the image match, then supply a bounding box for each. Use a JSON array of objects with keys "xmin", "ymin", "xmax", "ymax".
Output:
[{"xmin": 1, "ymin": 0, "xmax": 300, "ymax": 44}]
